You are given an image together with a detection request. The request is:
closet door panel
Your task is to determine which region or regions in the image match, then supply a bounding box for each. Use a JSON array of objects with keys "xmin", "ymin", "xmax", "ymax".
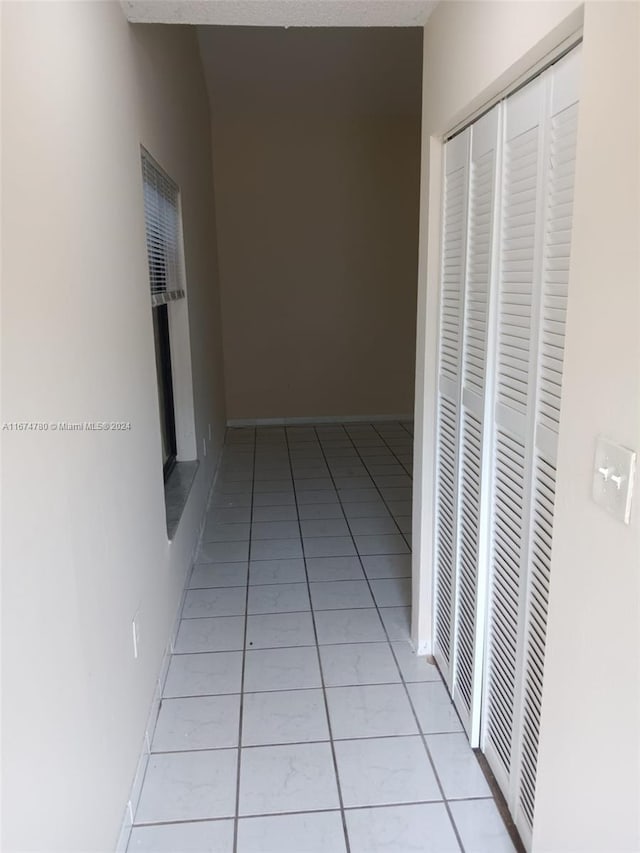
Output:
[
  {"xmin": 453, "ymin": 106, "xmax": 500, "ymax": 739},
  {"xmin": 483, "ymin": 75, "xmax": 545, "ymax": 793},
  {"xmin": 516, "ymin": 46, "xmax": 581, "ymax": 843},
  {"xmin": 433, "ymin": 129, "xmax": 470, "ymax": 684},
  {"xmin": 534, "ymin": 54, "xmax": 581, "ymax": 463}
]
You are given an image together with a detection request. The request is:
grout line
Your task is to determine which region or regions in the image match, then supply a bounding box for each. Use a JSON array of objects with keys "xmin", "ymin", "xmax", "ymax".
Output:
[
  {"xmin": 181, "ymin": 602, "xmax": 408, "ymax": 620},
  {"xmin": 148, "ymin": 728, "xmax": 465, "ymax": 756},
  {"xmin": 133, "ymin": 793, "xmax": 497, "ymax": 830},
  {"xmin": 188, "ymin": 574, "xmax": 411, "ymax": 590},
  {"xmin": 132, "ymin": 425, "xmax": 508, "ymax": 852},
  {"xmin": 133, "ymin": 815, "xmax": 236, "ymax": 829},
  {"xmin": 312, "ymin": 425, "xmax": 415, "ymax": 850},
  {"xmin": 474, "ymin": 751, "xmax": 527, "ymax": 853},
  {"xmin": 161, "ymin": 679, "xmax": 440, "ymax": 699},
  {"xmin": 172, "ymin": 628, "xmax": 412, "ymax": 654},
  {"xmin": 286, "ymin": 425, "xmax": 352, "ymax": 853},
  {"xmin": 328, "ymin": 426, "xmax": 467, "ymax": 853},
  {"xmin": 232, "ymin": 431, "xmax": 256, "ymax": 853}
]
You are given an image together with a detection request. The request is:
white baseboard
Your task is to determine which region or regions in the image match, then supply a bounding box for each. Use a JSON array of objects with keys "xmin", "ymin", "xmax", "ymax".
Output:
[{"xmin": 227, "ymin": 414, "xmax": 414, "ymax": 427}]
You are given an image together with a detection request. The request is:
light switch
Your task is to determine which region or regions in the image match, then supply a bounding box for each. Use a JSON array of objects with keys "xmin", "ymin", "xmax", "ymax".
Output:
[{"xmin": 592, "ymin": 436, "xmax": 636, "ymax": 524}]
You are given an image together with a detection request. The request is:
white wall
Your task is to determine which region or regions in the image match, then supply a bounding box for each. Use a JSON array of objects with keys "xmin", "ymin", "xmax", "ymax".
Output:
[
  {"xmin": 1, "ymin": 3, "xmax": 226, "ymax": 850},
  {"xmin": 533, "ymin": 3, "xmax": 640, "ymax": 849},
  {"xmin": 199, "ymin": 27, "xmax": 422, "ymax": 421},
  {"xmin": 414, "ymin": 2, "xmax": 640, "ymax": 850}
]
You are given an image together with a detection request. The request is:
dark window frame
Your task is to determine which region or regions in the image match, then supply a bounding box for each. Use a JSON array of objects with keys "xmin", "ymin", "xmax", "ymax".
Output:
[{"xmin": 153, "ymin": 303, "xmax": 177, "ymax": 481}]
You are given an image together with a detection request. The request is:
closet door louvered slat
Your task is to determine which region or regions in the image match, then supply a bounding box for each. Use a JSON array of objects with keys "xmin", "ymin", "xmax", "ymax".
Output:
[
  {"xmin": 433, "ymin": 129, "xmax": 470, "ymax": 686},
  {"xmin": 452, "ymin": 107, "xmax": 500, "ymax": 740}
]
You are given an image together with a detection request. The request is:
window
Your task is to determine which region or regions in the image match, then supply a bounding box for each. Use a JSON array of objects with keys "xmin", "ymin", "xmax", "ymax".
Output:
[{"xmin": 141, "ymin": 150, "xmax": 185, "ymax": 481}]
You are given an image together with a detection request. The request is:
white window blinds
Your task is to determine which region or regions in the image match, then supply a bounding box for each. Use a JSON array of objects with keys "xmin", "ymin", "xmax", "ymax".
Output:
[
  {"xmin": 141, "ymin": 151, "xmax": 185, "ymax": 307},
  {"xmin": 433, "ymin": 45, "xmax": 581, "ymax": 851}
]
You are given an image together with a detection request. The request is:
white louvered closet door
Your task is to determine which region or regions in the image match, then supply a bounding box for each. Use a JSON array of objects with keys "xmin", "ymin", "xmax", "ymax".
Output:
[
  {"xmin": 482, "ymin": 70, "xmax": 547, "ymax": 801},
  {"xmin": 433, "ymin": 43, "xmax": 581, "ymax": 852},
  {"xmin": 482, "ymin": 46, "xmax": 582, "ymax": 849},
  {"xmin": 513, "ymin": 48, "xmax": 581, "ymax": 843},
  {"xmin": 451, "ymin": 106, "xmax": 500, "ymax": 739},
  {"xmin": 433, "ymin": 129, "xmax": 470, "ymax": 687}
]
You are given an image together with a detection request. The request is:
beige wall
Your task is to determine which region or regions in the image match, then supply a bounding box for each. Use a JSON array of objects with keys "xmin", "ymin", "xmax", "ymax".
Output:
[
  {"xmin": 414, "ymin": 1, "xmax": 640, "ymax": 850},
  {"xmin": 199, "ymin": 28, "xmax": 422, "ymax": 421},
  {"xmin": 1, "ymin": 3, "xmax": 226, "ymax": 851},
  {"xmin": 534, "ymin": 3, "xmax": 640, "ymax": 849}
]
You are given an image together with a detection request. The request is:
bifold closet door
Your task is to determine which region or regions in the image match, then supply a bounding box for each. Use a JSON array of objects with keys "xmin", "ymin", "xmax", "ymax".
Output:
[
  {"xmin": 433, "ymin": 128, "xmax": 469, "ymax": 687},
  {"xmin": 435, "ymin": 105, "xmax": 501, "ymax": 732},
  {"xmin": 481, "ymin": 69, "xmax": 548, "ymax": 802},
  {"xmin": 434, "ymin": 107, "xmax": 500, "ymax": 735},
  {"xmin": 433, "ymin": 43, "xmax": 581, "ymax": 851},
  {"xmin": 482, "ymin": 46, "xmax": 581, "ymax": 847},
  {"xmin": 514, "ymin": 48, "xmax": 581, "ymax": 841},
  {"xmin": 451, "ymin": 107, "xmax": 500, "ymax": 740}
]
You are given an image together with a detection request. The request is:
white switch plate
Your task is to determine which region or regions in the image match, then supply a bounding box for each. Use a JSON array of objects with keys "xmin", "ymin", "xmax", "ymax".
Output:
[{"xmin": 592, "ymin": 436, "xmax": 636, "ymax": 524}]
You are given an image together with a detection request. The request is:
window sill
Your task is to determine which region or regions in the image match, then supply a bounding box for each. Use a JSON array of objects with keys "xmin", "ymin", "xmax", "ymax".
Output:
[{"xmin": 165, "ymin": 460, "xmax": 199, "ymax": 541}]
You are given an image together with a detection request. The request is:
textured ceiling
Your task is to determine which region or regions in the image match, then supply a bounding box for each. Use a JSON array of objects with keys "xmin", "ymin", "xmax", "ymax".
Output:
[{"xmin": 122, "ymin": 1, "xmax": 438, "ymax": 27}]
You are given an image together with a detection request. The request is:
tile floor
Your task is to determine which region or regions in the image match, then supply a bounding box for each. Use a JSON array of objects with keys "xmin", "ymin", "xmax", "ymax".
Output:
[{"xmin": 127, "ymin": 422, "xmax": 516, "ymax": 853}]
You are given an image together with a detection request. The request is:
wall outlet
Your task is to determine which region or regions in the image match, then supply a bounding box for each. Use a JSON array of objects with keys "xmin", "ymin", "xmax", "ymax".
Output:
[{"xmin": 132, "ymin": 612, "xmax": 140, "ymax": 659}]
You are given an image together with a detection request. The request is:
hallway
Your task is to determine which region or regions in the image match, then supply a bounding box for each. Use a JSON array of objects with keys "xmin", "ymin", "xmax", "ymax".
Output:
[
  {"xmin": 127, "ymin": 423, "xmax": 515, "ymax": 852},
  {"xmin": 4, "ymin": 3, "xmax": 639, "ymax": 851}
]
